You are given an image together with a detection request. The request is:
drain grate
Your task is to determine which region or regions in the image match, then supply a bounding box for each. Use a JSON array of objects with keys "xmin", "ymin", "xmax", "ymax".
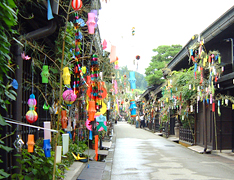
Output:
[{"xmin": 165, "ymin": 145, "xmax": 175, "ymax": 147}]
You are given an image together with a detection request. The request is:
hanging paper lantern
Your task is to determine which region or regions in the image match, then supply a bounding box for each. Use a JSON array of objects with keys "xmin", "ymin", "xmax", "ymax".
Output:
[
  {"xmin": 109, "ymin": 45, "xmax": 117, "ymax": 63},
  {"xmin": 27, "ymin": 134, "xmax": 35, "ymax": 153},
  {"xmin": 86, "ymin": 12, "xmax": 96, "ymax": 34},
  {"xmin": 41, "ymin": 65, "xmax": 50, "ymax": 83},
  {"xmin": 129, "ymin": 100, "xmax": 137, "ymax": 117},
  {"xmin": 63, "ymin": 67, "xmax": 71, "ymax": 85},
  {"xmin": 62, "ymin": 88, "xmax": 77, "ymax": 106},
  {"xmin": 71, "ymin": 0, "xmax": 82, "ymax": 11},
  {"xmin": 44, "ymin": 122, "xmax": 51, "ymax": 141},
  {"xmin": 90, "ymin": 9, "xmax": 98, "ymax": 28},
  {"xmin": 43, "ymin": 139, "xmax": 52, "ymax": 157},
  {"xmin": 88, "ymin": 101, "xmax": 96, "ymax": 121},
  {"xmin": 26, "ymin": 94, "xmax": 38, "ymax": 124},
  {"xmin": 61, "ymin": 110, "xmax": 68, "ymax": 129},
  {"xmin": 129, "ymin": 71, "xmax": 136, "ymax": 89},
  {"xmin": 136, "ymin": 55, "xmax": 140, "ymax": 60}
]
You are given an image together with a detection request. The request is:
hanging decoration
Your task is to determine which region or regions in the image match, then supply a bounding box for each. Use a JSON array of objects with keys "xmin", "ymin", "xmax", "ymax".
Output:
[
  {"xmin": 47, "ymin": 0, "xmax": 54, "ymax": 20},
  {"xmin": 102, "ymin": 39, "xmax": 107, "ymax": 50},
  {"xmin": 132, "ymin": 27, "xmax": 135, "ymax": 36},
  {"xmin": 129, "ymin": 71, "xmax": 136, "ymax": 90},
  {"xmin": 44, "ymin": 121, "xmax": 51, "ymax": 141},
  {"xmin": 88, "ymin": 100, "xmax": 96, "ymax": 121},
  {"xmin": 27, "ymin": 134, "xmax": 35, "ymax": 153},
  {"xmin": 11, "ymin": 79, "xmax": 18, "ymax": 89},
  {"xmin": 63, "ymin": 67, "xmax": 71, "ymax": 85},
  {"xmin": 61, "ymin": 110, "xmax": 68, "ymax": 129},
  {"xmin": 115, "ymin": 58, "xmax": 119, "ymax": 69},
  {"xmin": 86, "ymin": 12, "xmax": 96, "ymax": 34},
  {"xmin": 43, "ymin": 139, "xmax": 52, "ymax": 157},
  {"xmin": 26, "ymin": 94, "xmax": 38, "ymax": 124},
  {"xmin": 13, "ymin": 135, "xmax": 24, "ymax": 152},
  {"xmin": 62, "ymin": 88, "xmax": 77, "ymax": 106},
  {"xmin": 87, "ymin": 82, "xmax": 107, "ymax": 100},
  {"xmin": 71, "ymin": 0, "xmax": 82, "ymax": 11},
  {"xmin": 95, "ymin": 135, "xmax": 98, "ymax": 161},
  {"xmin": 21, "ymin": 52, "xmax": 31, "ymax": 60},
  {"xmin": 56, "ymin": 146, "xmax": 62, "ymax": 163},
  {"xmin": 129, "ymin": 100, "xmax": 137, "ymax": 117},
  {"xmin": 62, "ymin": 133, "xmax": 69, "ymax": 155},
  {"xmin": 96, "ymin": 114, "xmax": 107, "ymax": 131},
  {"xmin": 109, "ymin": 45, "xmax": 117, "ymax": 63},
  {"xmin": 41, "ymin": 65, "xmax": 50, "ymax": 83}
]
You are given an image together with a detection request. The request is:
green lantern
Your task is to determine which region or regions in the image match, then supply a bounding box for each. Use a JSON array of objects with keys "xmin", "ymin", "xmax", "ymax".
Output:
[{"xmin": 41, "ymin": 65, "xmax": 50, "ymax": 83}]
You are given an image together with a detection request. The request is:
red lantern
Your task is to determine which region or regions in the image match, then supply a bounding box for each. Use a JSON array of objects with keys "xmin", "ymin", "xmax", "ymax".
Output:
[{"xmin": 71, "ymin": 0, "xmax": 82, "ymax": 11}]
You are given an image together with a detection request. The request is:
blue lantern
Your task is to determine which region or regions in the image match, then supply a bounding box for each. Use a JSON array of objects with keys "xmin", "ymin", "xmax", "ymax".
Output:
[
  {"xmin": 43, "ymin": 139, "xmax": 52, "ymax": 158},
  {"xmin": 129, "ymin": 72, "xmax": 136, "ymax": 89},
  {"xmin": 130, "ymin": 100, "xmax": 137, "ymax": 117}
]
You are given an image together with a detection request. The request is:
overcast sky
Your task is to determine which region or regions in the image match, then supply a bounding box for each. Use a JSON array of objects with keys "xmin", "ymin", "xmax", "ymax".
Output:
[{"xmin": 98, "ymin": 1, "xmax": 234, "ymax": 75}]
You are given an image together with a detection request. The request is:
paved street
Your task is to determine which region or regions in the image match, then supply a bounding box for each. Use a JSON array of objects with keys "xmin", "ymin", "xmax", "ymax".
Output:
[{"xmin": 110, "ymin": 121, "xmax": 234, "ymax": 180}]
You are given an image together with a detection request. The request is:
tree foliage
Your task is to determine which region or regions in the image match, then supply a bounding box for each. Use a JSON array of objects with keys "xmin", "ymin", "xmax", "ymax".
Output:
[{"xmin": 145, "ymin": 45, "xmax": 182, "ymax": 86}]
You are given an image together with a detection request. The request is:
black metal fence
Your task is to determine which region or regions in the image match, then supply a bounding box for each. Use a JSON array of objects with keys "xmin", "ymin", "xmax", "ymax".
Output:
[{"xmin": 179, "ymin": 128, "xmax": 194, "ymax": 144}]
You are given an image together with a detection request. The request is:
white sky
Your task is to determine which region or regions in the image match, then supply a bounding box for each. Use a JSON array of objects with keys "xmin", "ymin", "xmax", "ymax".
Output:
[{"xmin": 98, "ymin": 0, "xmax": 234, "ymax": 75}]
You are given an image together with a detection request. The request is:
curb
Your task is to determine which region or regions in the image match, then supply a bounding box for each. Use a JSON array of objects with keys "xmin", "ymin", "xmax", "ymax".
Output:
[{"xmin": 102, "ymin": 128, "xmax": 116, "ymax": 180}]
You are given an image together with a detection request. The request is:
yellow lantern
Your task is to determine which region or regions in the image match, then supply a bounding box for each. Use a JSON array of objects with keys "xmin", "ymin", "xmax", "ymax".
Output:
[{"xmin": 63, "ymin": 67, "xmax": 71, "ymax": 85}]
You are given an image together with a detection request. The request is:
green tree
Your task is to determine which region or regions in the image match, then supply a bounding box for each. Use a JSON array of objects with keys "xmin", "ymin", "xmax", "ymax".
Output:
[{"xmin": 145, "ymin": 45, "xmax": 182, "ymax": 86}]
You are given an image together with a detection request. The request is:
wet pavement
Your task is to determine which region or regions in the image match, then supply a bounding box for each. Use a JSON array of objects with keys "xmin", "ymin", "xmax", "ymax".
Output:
[{"xmin": 111, "ymin": 121, "xmax": 234, "ymax": 180}]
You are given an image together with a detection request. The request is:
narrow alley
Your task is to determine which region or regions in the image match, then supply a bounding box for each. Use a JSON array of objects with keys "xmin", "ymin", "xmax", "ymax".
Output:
[{"xmin": 110, "ymin": 121, "xmax": 234, "ymax": 180}]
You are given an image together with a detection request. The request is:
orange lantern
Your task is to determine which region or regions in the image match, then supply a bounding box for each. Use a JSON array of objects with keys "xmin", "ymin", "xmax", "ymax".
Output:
[
  {"xmin": 27, "ymin": 134, "xmax": 35, "ymax": 153},
  {"xmin": 61, "ymin": 110, "xmax": 68, "ymax": 129},
  {"xmin": 88, "ymin": 101, "xmax": 96, "ymax": 121}
]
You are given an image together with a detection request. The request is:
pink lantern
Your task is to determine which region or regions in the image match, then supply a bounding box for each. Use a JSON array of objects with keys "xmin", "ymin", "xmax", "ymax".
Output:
[
  {"xmin": 86, "ymin": 12, "xmax": 96, "ymax": 34},
  {"xmin": 71, "ymin": 0, "xmax": 82, "ymax": 11},
  {"xmin": 62, "ymin": 88, "xmax": 77, "ymax": 106},
  {"xmin": 26, "ymin": 94, "xmax": 38, "ymax": 124},
  {"xmin": 110, "ymin": 45, "xmax": 117, "ymax": 63},
  {"xmin": 102, "ymin": 39, "xmax": 107, "ymax": 50}
]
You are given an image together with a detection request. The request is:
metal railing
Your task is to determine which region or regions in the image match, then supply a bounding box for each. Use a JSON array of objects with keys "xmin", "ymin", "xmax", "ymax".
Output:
[{"xmin": 179, "ymin": 128, "xmax": 194, "ymax": 144}]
